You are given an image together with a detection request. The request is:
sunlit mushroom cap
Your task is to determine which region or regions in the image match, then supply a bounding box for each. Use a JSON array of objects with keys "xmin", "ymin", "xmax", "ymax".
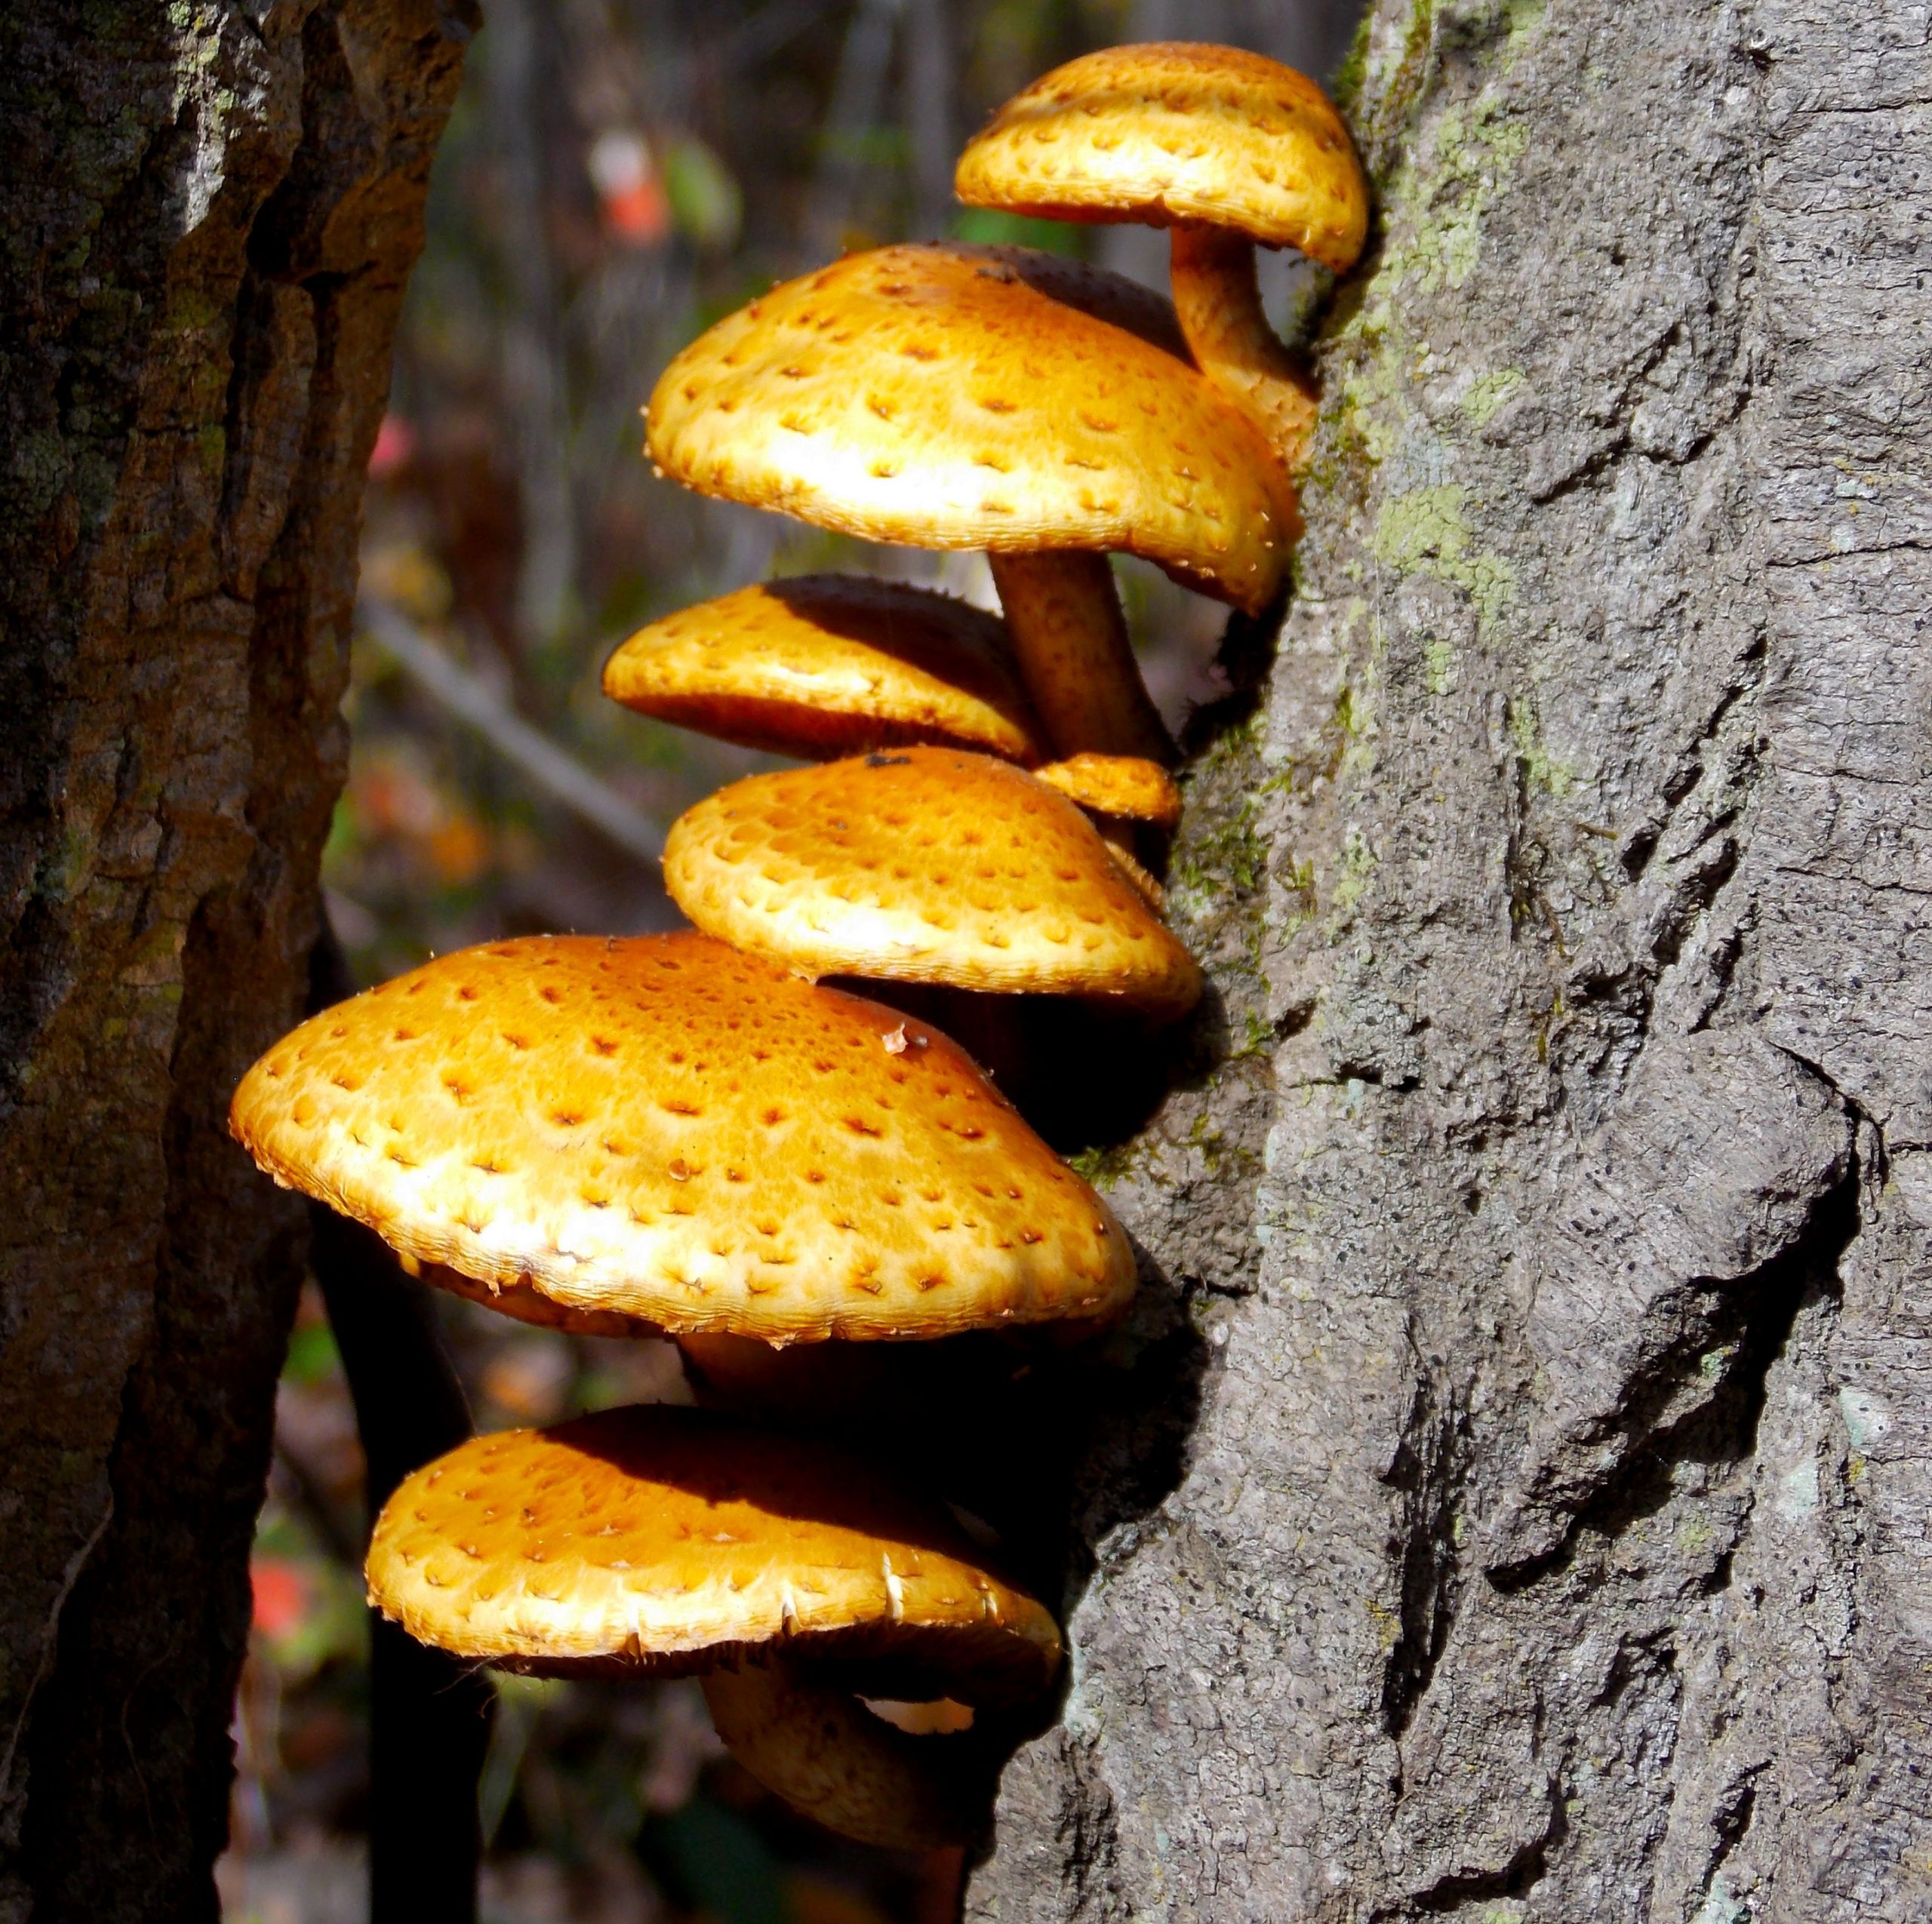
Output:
[
  {"xmin": 367, "ymin": 1404, "xmax": 1062, "ymax": 1703},
  {"xmin": 1033, "ymin": 751, "xmax": 1182, "ymax": 829},
  {"xmin": 646, "ymin": 242, "xmax": 1297, "ymax": 613},
  {"xmin": 601, "ymin": 575, "xmax": 1049, "ymax": 764},
  {"xmin": 661, "ymin": 747, "xmax": 1202, "ymax": 1018},
  {"xmin": 955, "ymin": 43, "xmax": 1370, "ymax": 275},
  {"xmin": 231, "ymin": 932, "xmax": 1135, "ymax": 1341}
]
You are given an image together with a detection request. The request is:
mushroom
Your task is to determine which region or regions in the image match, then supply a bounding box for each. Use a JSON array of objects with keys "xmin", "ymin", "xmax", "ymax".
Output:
[
  {"xmin": 229, "ymin": 930, "xmax": 1137, "ymax": 1342},
  {"xmin": 603, "ymin": 574, "xmax": 1050, "ymax": 766},
  {"xmin": 660, "ymin": 746, "xmax": 1201, "ymax": 1019},
  {"xmin": 955, "ymin": 42, "xmax": 1370, "ymax": 467},
  {"xmin": 601, "ymin": 577, "xmax": 1183, "ymax": 873},
  {"xmin": 1030, "ymin": 751, "xmax": 1182, "ymax": 831},
  {"xmin": 645, "ymin": 241, "xmax": 1300, "ymax": 764},
  {"xmin": 368, "ymin": 1405, "xmax": 1062, "ymax": 1848}
]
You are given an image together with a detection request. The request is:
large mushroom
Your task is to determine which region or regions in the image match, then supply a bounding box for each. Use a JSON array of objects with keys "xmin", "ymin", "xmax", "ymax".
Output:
[
  {"xmin": 645, "ymin": 241, "xmax": 1300, "ymax": 764},
  {"xmin": 955, "ymin": 43, "xmax": 1370, "ymax": 466},
  {"xmin": 229, "ymin": 930, "xmax": 1137, "ymax": 1343},
  {"xmin": 369, "ymin": 1406, "xmax": 1062, "ymax": 1848},
  {"xmin": 660, "ymin": 746, "xmax": 1201, "ymax": 1019}
]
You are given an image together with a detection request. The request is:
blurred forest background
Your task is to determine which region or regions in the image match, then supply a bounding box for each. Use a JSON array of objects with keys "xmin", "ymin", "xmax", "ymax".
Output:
[{"xmin": 223, "ymin": 2, "xmax": 1361, "ymax": 1919}]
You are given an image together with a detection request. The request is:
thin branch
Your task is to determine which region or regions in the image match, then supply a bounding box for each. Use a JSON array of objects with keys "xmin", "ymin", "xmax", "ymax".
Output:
[
  {"xmin": 804, "ymin": 0, "xmax": 903, "ymax": 263},
  {"xmin": 308, "ymin": 923, "xmax": 494, "ymax": 1924},
  {"xmin": 900, "ymin": 0, "xmax": 955, "ymax": 238},
  {"xmin": 358, "ymin": 598, "xmax": 666, "ymax": 866}
]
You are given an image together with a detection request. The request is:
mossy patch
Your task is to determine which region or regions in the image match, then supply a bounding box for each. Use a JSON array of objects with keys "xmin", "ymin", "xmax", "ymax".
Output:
[
  {"xmin": 1171, "ymin": 712, "xmax": 1272, "ymax": 908},
  {"xmin": 1331, "ymin": 828, "xmax": 1377, "ymax": 916},
  {"xmin": 1506, "ymin": 694, "xmax": 1576, "ymax": 797},
  {"xmin": 1407, "ymin": 90, "xmax": 1530, "ymax": 293},
  {"xmin": 1371, "ymin": 484, "xmax": 1516, "ymax": 632},
  {"xmin": 1461, "ymin": 365, "xmax": 1526, "ymax": 426},
  {"xmin": 1066, "ymin": 1140, "xmax": 1138, "ymax": 1192},
  {"xmin": 1423, "ymin": 634, "xmax": 1455, "ymax": 694}
]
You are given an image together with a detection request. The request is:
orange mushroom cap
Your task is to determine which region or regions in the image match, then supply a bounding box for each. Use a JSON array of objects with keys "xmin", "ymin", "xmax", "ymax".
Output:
[
  {"xmin": 955, "ymin": 43, "xmax": 1369, "ymax": 274},
  {"xmin": 369, "ymin": 1405, "xmax": 1061, "ymax": 1848},
  {"xmin": 602, "ymin": 575, "xmax": 1049, "ymax": 765},
  {"xmin": 367, "ymin": 1405, "xmax": 1061, "ymax": 1701},
  {"xmin": 230, "ymin": 932, "xmax": 1136, "ymax": 1342},
  {"xmin": 1032, "ymin": 751, "xmax": 1183, "ymax": 830},
  {"xmin": 661, "ymin": 747, "xmax": 1201, "ymax": 1018},
  {"xmin": 645, "ymin": 241, "xmax": 1297, "ymax": 613}
]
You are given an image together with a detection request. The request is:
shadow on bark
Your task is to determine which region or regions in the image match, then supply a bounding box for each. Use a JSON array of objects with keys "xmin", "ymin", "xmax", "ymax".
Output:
[{"xmin": 1490, "ymin": 1166, "xmax": 1862, "ymax": 1599}]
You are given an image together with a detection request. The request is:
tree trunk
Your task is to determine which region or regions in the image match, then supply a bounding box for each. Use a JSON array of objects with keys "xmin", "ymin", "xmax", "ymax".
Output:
[
  {"xmin": 972, "ymin": 2, "xmax": 1932, "ymax": 1918},
  {"xmin": 0, "ymin": 7, "xmax": 469, "ymax": 1919}
]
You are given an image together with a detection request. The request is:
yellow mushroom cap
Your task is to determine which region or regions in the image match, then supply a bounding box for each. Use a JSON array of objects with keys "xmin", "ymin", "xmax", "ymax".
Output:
[
  {"xmin": 230, "ymin": 932, "xmax": 1136, "ymax": 1341},
  {"xmin": 1032, "ymin": 751, "xmax": 1183, "ymax": 829},
  {"xmin": 661, "ymin": 747, "xmax": 1202, "ymax": 1018},
  {"xmin": 367, "ymin": 1404, "xmax": 1062, "ymax": 1703},
  {"xmin": 645, "ymin": 242, "xmax": 1298, "ymax": 613},
  {"xmin": 601, "ymin": 575, "xmax": 1049, "ymax": 765},
  {"xmin": 955, "ymin": 43, "xmax": 1370, "ymax": 275}
]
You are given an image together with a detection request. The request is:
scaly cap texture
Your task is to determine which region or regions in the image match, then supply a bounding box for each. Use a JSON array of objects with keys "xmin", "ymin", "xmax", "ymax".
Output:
[
  {"xmin": 646, "ymin": 242, "xmax": 1297, "ymax": 612},
  {"xmin": 955, "ymin": 42, "xmax": 1369, "ymax": 273},
  {"xmin": 231, "ymin": 932, "xmax": 1135, "ymax": 1340},
  {"xmin": 602, "ymin": 575, "xmax": 1048, "ymax": 764},
  {"xmin": 367, "ymin": 1405, "xmax": 1062, "ymax": 1699},
  {"xmin": 661, "ymin": 748, "xmax": 1201, "ymax": 1017},
  {"xmin": 1033, "ymin": 751, "xmax": 1183, "ymax": 828}
]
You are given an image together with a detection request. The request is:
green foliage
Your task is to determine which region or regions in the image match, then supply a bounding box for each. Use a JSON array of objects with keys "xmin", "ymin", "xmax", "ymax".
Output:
[
  {"xmin": 663, "ymin": 135, "xmax": 743, "ymax": 252},
  {"xmin": 949, "ymin": 206, "xmax": 1082, "ymax": 253},
  {"xmin": 641, "ymin": 1800, "xmax": 787, "ymax": 1924}
]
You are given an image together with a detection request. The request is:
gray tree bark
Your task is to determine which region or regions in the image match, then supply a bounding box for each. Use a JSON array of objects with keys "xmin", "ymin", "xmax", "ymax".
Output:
[
  {"xmin": 0, "ymin": 6, "xmax": 469, "ymax": 1918},
  {"xmin": 974, "ymin": 2, "xmax": 1932, "ymax": 1917}
]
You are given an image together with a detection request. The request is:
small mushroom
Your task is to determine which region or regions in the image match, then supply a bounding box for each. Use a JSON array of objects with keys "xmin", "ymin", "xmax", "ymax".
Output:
[
  {"xmin": 1030, "ymin": 751, "xmax": 1182, "ymax": 831},
  {"xmin": 229, "ymin": 930, "xmax": 1137, "ymax": 1342},
  {"xmin": 368, "ymin": 1406, "xmax": 1061, "ymax": 1848},
  {"xmin": 645, "ymin": 241, "xmax": 1300, "ymax": 764},
  {"xmin": 602, "ymin": 574, "xmax": 1050, "ymax": 766},
  {"xmin": 660, "ymin": 746, "xmax": 1202, "ymax": 1019},
  {"xmin": 955, "ymin": 42, "xmax": 1370, "ymax": 466},
  {"xmin": 601, "ymin": 580, "xmax": 1182, "ymax": 876}
]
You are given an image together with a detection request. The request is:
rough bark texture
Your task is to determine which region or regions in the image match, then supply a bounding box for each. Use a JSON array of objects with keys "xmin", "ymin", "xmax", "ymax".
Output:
[
  {"xmin": 0, "ymin": 6, "xmax": 469, "ymax": 1918},
  {"xmin": 972, "ymin": 2, "xmax": 1932, "ymax": 1917}
]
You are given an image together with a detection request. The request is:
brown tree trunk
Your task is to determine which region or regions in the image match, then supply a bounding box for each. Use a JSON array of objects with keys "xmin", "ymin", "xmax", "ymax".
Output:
[
  {"xmin": 972, "ymin": 2, "xmax": 1932, "ymax": 1916},
  {"xmin": 0, "ymin": 7, "xmax": 469, "ymax": 1918}
]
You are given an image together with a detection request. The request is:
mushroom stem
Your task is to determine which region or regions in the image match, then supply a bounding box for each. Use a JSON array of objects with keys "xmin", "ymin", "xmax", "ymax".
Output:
[
  {"xmin": 701, "ymin": 1659, "xmax": 996, "ymax": 1849},
  {"xmin": 987, "ymin": 551, "xmax": 1174, "ymax": 765},
  {"xmin": 1168, "ymin": 226, "xmax": 1321, "ymax": 469}
]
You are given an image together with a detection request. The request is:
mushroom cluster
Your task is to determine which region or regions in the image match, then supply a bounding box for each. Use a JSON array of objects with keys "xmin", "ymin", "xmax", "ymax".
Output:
[{"xmin": 232, "ymin": 41, "xmax": 1364, "ymax": 1854}]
